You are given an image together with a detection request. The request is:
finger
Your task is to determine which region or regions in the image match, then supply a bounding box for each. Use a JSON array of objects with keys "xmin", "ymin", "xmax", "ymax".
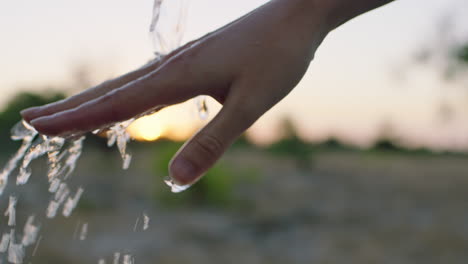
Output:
[
  {"xmin": 168, "ymin": 88, "xmax": 261, "ymax": 186},
  {"xmin": 30, "ymin": 77, "xmax": 185, "ymax": 136},
  {"xmin": 21, "ymin": 40, "xmax": 198, "ymax": 123},
  {"xmin": 20, "ymin": 59, "xmax": 161, "ymax": 123},
  {"xmin": 29, "ymin": 49, "xmax": 227, "ymax": 136}
]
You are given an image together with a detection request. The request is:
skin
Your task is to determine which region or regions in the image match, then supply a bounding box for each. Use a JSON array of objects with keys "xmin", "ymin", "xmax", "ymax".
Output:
[{"xmin": 21, "ymin": 0, "xmax": 394, "ymax": 186}]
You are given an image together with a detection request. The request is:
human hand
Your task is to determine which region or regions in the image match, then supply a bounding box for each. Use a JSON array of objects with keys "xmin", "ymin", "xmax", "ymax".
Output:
[{"xmin": 21, "ymin": 0, "xmax": 332, "ymax": 186}]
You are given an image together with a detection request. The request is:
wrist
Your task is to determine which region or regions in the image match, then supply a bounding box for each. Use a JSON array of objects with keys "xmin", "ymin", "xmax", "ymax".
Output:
[
  {"xmin": 274, "ymin": 0, "xmax": 337, "ymax": 33},
  {"xmin": 318, "ymin": 0, "xmax": 395, "ymax": 29},
  {"xmin": 279, "ymin": 0, "xmax": 394, "ymax": 30}
]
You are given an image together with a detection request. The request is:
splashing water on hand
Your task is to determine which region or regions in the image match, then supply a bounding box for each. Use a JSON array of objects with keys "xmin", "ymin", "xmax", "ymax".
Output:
[{"xmin": 0, "ymin": 1, "xmax": 200, "ymax": 262}]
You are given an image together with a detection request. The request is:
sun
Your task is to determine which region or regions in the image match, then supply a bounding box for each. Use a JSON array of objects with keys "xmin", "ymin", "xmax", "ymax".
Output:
[
  {"xmin": 127, "ymin": 115, "xmax": 166, "ymax": 141},
  {"xmin": 126, "ymin": 103, "xmax": 204, "ymax": 142}
]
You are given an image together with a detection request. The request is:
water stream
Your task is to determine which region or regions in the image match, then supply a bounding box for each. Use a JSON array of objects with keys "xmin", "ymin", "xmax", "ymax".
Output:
[{"xmin": 0, "ymin": 0, "xmax": 205, "ymax": 262}]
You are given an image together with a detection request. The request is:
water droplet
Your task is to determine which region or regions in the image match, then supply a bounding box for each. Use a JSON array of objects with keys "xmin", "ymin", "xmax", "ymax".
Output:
[
  {"xmin": 31, "ymin": 236, "xmax": 42, "ymax": 257},
  {"xmin": 143, "ymin": 213, "xmax": 150, "ymax": 231},
  {"xmin": 123, "ymin": 254, "xmax": 134, "ymax": 264},
  {"xmin": 79, "ymin": 223, "xmax": 88, "ymax": 241},
  {"xmin": 122, "ymin": 154, "xmax": 132, "ymax": 170},
  {"xmin": 113, "ymin": 252, "xmax": 121, "ymax": 264},
  {"xmin": 16, "ymin": 167, "xmax": 32, "ymax": 186},
  {"xmin": 62, "ymin": 187, "xmax": 84, "ymax": 218},
  {"xmin": 48, "ymin": 178, "xmax": 61, "ymax": 193},
  {"xmin": 46, "ymin": 201, "xmax": 60, "ymax": 219},
  {"xmin": 133, "ymin": 217, "xmax": 140, "ymax": 232},
  {"xmin": 0, "ymin": 125, "xmax": 36, "ymax": 196},
  {"xmin": 10, "ymin": 120, "xmax": 37, "ymax": 141},
  {"xmin": 196, "ymin": 96, "xmax": 209, "ymax": 120},
  {"xmin": 4, "ymin": 196, "xmax": 18, "ymax": 226},
  {"xmin": 8, "ymin": 230, "xmax": 25, "ymax": 264},
  {"xmin": 0, "ymin": 233, "xmax": 10, "ymax": 253},
  {"xmin": 164, "ymin": 176, "xmax": 191, "ymax": 193},
  {"xmin": 21, "ymin": 216, "xmax": 40, "ymax": 246}
]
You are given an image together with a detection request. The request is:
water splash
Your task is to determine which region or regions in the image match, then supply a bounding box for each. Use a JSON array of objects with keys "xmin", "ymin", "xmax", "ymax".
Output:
[
  {"xmin": 0, "ymin": 1, "xmax": 195, "ymax": 262},
  {"xmin": 46, "ymin": 200, "xmax": 60, "ymax": 219},
  {"xmin": 42, "ymin": 137, "xmax": 86, "ymax": 219},
  {"xmin": 150, "ymin": 0, "xmax": 188, "ymax": 56},
  {"xmin": 106, "ymin": 120, "xmax": 134, "ymax": 170},
  {"xmin": 163, "ymin": 176, "xmax": 191, "ymax": 193},
  {"xmin": 16, "ymin": 135, "xmax": 63, "ymax": 185},
  {"xmin": 5, "ymin": 196, "xmax": 18, "ymax": 227},
  {"xmin": 7, "ymin": 230, "xmax": 25, "ymax": 264},
  {"xmin": 31, "ymin": 236, "xmax": 42, "ymax": 257},
  {"xmin": 143, "ymin": 213, "xmax": 150, "ymax": 231},
  {"xmin": 196, "ymin": 96, "xmax": 209, "ymax": 120},
  {"xmin": 0, "ymin": 212, "xmax": 42, "ymax": 263},
  {"xmin": 21, "ymin": 216, "xmax": 40, "ymax": 247},
  {"xmin": 79, "ymin": 222, "xmax": 88, "ymax": 241},
  {"xmin": 0, "ymin": 233, "xmax": 10, "ymax": 253},
  {"xmin": 123, "ymin": 254, "xmax": 134, "ymax": 264},
  {"xmin": 113, "ymin": 252, "xmax": 121, "ymax": 264},
  {"xmin": 150, "ymin": 0, "xmax": 208, "ymax": 125},
  {"xmin": 0, "ymin": 120, "xmax": 37, "ymax": 196},
  {"xmin": 10, "ymin": 120, "xmax": 38, "ymax": 141},
  {"xmin": 133, "ymin": 217, "xmax": 140, "ymax": 232},
  {"xmin": 62, "ymin": 187, "xmax": 84, "ymax": 218}
]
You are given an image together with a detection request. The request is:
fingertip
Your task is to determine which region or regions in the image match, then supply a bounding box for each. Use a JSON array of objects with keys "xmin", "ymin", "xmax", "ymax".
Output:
[
  {"xmin": 30, "ymin": 116, "xmax": 47, "ymax": 131},
  {"xmin": 30, "ymin": 116, "xmax": 60, "ymax": 136},
  {"xmin": 169, "ymin": 156, "xmax": 201, "ymax": 186},
  {"xmin": 20, "ymin": 107, "xmax": 40, "ymax": 122}
]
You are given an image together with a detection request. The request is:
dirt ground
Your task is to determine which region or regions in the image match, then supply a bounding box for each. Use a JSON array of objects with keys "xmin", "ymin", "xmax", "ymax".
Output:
[{"xmin": 1, "ymin": 144, "xmax": 467, "ymax": 264}]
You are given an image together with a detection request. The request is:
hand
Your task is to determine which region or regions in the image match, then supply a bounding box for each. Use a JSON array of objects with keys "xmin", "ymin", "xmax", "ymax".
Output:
[{"xmin": 22, "ymin": 0, "xmax": 331, "ymax": 185}]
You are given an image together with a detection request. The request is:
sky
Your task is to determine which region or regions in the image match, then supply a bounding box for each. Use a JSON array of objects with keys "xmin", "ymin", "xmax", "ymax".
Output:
[{"xmin": 1, "ymin": 0, "xmax": 468, "ymax": 150}]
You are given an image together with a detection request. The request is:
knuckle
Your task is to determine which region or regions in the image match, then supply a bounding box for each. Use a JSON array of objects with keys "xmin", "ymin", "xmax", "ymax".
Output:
[
  {"xmin": 99, "ymin": 92, "xmax": 125, "ymax": 122},
  {"xmin": 192, "ymin": 133, "xmax": 225, "ymax": 160}
]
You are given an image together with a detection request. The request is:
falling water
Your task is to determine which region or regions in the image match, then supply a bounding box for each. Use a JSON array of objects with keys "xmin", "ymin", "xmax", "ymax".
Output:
[
  {"xmin": 4, "ymin": 196, "xmax": 17, "ymax": 227},
  {"xmin": 21, "ymin": 216, "xmax": 39, "ymax": 247},
  {"xmin": 149, "ymin": 0, "xmax": 202, "ymax": 193},
  {"xmin": 113, "ymin": 252, "xmax": 121, "ymax": 264},
  {"xmin": 0, "ymin": 120, "xmax": 87, "ymax": 263},
  {"xmin": 79, "ymin": 222, "xmax": 88, "ymax": 241},
  {"xmin": 0, "ymin": 233, "xmax": 10, "ymax": 253},
  {"xmin": 142, "ymin": 213, "xmax": 150, "ymax": 231},
  {"xmin": 0, "ymin": 0, "xmax": 201, "ymax": 262}
]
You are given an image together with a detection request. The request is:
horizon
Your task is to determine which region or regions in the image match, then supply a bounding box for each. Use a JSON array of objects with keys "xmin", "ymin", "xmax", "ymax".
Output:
[{"xmin": 1, "ymin": 0, "xmax": 468, "ymax": 150}]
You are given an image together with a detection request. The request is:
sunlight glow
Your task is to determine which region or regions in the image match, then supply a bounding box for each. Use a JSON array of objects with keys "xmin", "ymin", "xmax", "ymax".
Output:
[
  {"xmin": 128, "ymin": 115, "xmax": 165, "ymax": 141},
  {"xmin": 126, "ymin": 103, "xmax": 204, "ymax": 142}
]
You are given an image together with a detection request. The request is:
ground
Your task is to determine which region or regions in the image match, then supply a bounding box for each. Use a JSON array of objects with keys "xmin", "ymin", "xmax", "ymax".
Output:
[{"xmin": 1, "ymin": 141, "xmax": 467, "ymax": 264}]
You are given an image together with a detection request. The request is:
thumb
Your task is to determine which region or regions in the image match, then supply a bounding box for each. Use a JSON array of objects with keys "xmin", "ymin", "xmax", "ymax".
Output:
[{"xmin": 169, "ymin": 95, "xmax": 259, "ymax": 186}]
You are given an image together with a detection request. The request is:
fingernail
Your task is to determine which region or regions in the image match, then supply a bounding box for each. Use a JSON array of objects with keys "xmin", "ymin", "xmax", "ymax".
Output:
[{"xmin": 170, "ymin": 157, "xmax": 198, "ymax": 186}]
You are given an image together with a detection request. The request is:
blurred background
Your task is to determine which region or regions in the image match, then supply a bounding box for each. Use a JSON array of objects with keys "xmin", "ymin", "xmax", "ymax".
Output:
[{"xmin": 1, "ymin": 0, "xmax": 468, "ymax": 263}]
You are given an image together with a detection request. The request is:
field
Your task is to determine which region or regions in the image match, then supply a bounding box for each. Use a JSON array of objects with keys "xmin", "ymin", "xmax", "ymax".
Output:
[{"xmin": 1, "ymin": 140, "xmax": 468, "ymax": 264}]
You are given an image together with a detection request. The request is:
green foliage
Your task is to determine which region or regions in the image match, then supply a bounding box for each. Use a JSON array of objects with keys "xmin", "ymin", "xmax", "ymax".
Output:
[
  {"xmin": 313, "ymin": 138, "xmax": 355, "ymax": 152},
  {"xmin": 231, "ymin": 133, "xmax": 253, "ymax": 149},
  {"xmin": 266, "ymin": 118, "xmax": 313, "ymax": 169},
  {"xmin": 0, "ymin": 90, "xmax": 66, "ymax": 127},
  {"xmin": 456, "ymin": 44, "xmax": 468, "ymax": 64},
  {"xmin": 373, "ymin": 139, "xmax": 399, "ymax": 152},
  {"xmin": 0, "ymin": 90, "xmax": 66, "ymax": 151}
]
